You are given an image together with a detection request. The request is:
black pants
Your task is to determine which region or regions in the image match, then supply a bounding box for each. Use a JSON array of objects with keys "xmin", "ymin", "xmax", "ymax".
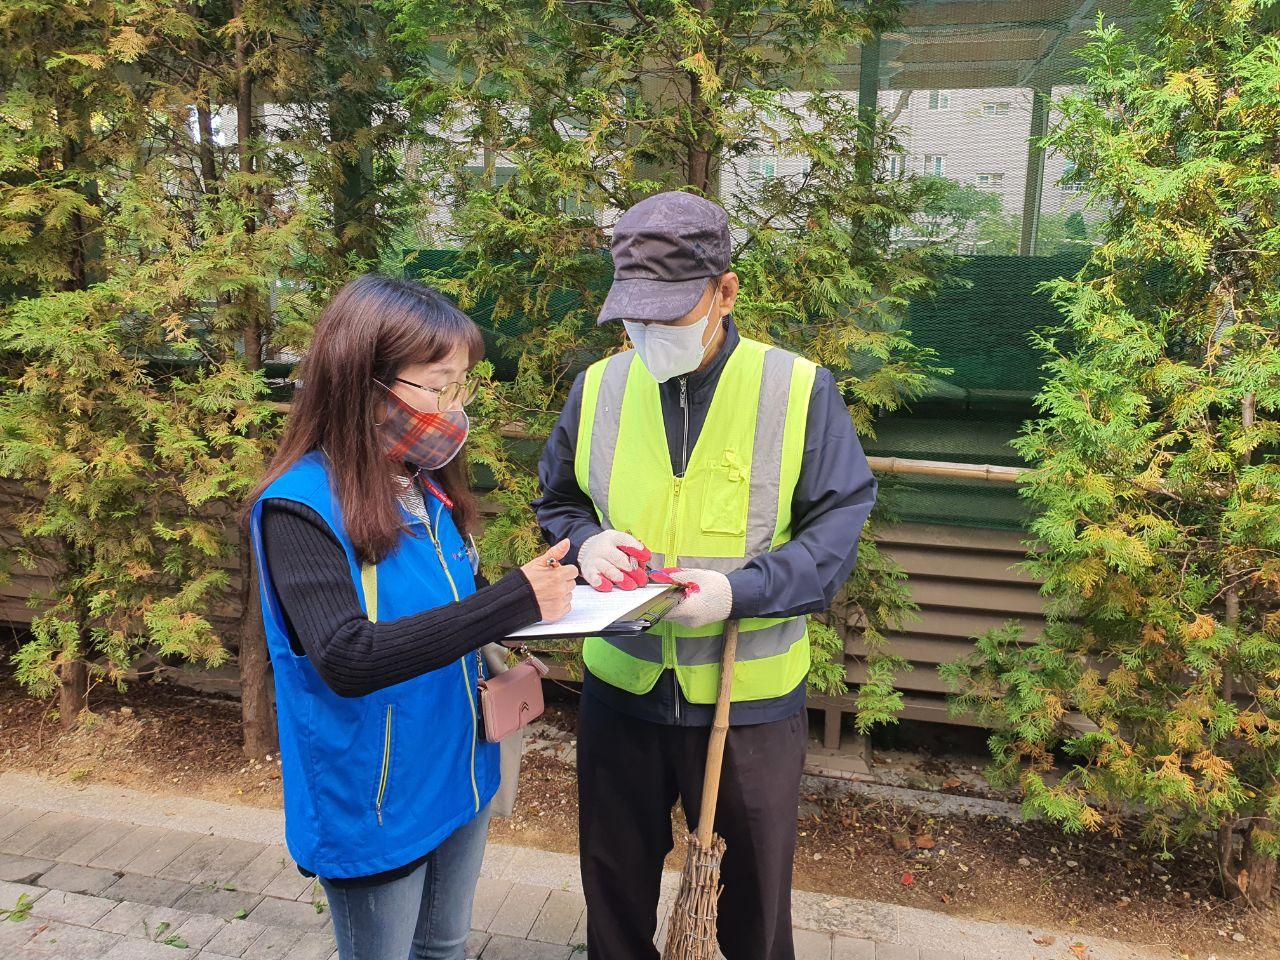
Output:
[{"xmin": 577, "ymin": 690, "xmax": 807, "ymax": 960}]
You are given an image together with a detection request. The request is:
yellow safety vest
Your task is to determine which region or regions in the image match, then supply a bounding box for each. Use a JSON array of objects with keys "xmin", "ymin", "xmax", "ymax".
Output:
[{"xmin": 574, "ymin": 336, "xmax": 816, "ymax": 704}]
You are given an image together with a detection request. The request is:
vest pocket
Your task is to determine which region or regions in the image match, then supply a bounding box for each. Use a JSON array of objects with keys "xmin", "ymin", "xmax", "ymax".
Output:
[
  {"xmin": 700, "ymin": 451, "xmax": 748, "ymax": 536},
  {"xmin": 375, "ymin": 704, "xmax": 394, "ymax": 826}
]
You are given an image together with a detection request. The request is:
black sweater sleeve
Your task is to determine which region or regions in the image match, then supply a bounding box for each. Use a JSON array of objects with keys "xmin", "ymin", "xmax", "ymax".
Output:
[{"xmin": 260, "ymin": 498, "xmax": 541, "ymax": 698}]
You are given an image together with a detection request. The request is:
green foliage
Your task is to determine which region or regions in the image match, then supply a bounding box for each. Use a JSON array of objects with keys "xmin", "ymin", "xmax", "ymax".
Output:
[
  {"xmin": 388, "ymin": 0, "xmax": 946, "ymax": 720},
  {"xmin": 945, "ymin": 0, "xmax": 1280, "ymax": 898},
  {"xmin": 975, "ymin": 211, "xmax": 1101, "ymax": 257},
  {"xmin": 0, "ymin": 892, "xmax": 35, "ymax": 923},
  {"xmin": 0, "ymin": 0, "xmax": 407, "ymax": 709}
]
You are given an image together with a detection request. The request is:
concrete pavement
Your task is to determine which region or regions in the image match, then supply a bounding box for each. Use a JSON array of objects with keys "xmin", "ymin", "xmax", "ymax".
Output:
[{"xmin": 0, "ymin": 772, "xmax": 1177, "ymax": 960}]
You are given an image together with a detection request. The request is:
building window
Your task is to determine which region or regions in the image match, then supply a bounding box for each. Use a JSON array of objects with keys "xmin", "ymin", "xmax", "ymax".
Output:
[
  {"xmin": 928, "ymin": 90, "xmax": 951, "ymax": 110},
  {"xmin": 923, "ymin": 154, "xmax": 946, "ymax": 176},
  {"xmin": 748, "ymin": 156, "xmax": 777, "ymax": 178},
  {"xmin": 982, "ymin": 102, "xmax": 1011, "ymax": 117},
  {"xmin": 976, "ymin": 172, "xmax": 1004, "ymax": 188},
  {"xmin": 887, "ymin": 155, "xmax": 906, "ymax": 177}
]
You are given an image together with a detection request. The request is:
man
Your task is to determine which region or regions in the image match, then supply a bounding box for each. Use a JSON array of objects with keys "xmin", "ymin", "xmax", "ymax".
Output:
[{"xmin": 534, "ymin": 191, "xmax": 877, "ymax": 960}]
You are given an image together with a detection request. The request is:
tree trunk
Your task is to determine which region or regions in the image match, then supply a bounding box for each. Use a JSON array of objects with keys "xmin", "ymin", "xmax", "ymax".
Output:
[
  {"xmin": 1214, "ymin": 322, "xmax": 1270, "ymax": 903},
  {"xmin": 684, "ymin": 75, "xmax": 715, "ymax": 194},
  {"xmin": 239, "ymin": 539, "xmax": 276, "ymax": 758},
  {"xmin": 195, "ymin": 104, "xmax": 218, "ymax": 198},
  {"xmin": 684, "ymin": 0, "xmax": 717, "ymax": 195},
  {"xmin": 184, "ymin": 3, "xmax": 218, "ymax": 200},
  {"xmin": 231, "ymin": 0, "xmax": 276, "ymax": 759},
  {"xmin": 1218, "ymin": 818, "xmax": 1277, "ymax": 907},
  {"xmin": 58, "ymin": 656, "xmax": 88, "ymax": 730},
  {"xmin": 330, "ymin": 96, "xmax": 378, "ymax": 263}
]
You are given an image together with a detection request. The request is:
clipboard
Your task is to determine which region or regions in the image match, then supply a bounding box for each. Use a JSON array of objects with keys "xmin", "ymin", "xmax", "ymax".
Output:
[
  {"xmin": 504, "ymin": 583, "xmax": 684, "ymax": 641},
  {"xmin": 598, "ymin": 588, "xmax": 685, "ymax": 635}
]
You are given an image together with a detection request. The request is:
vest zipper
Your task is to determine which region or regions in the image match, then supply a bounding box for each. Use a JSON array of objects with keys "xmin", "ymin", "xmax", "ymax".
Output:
[
  {"xmin": 426, "ymin": 504, "xmax": 482, "ymax": 813},
  {"xmin": 678, "ymin": 376, "xmax": 689, "ymax": 477},
  {"xmin": 376, "ymin": 704, "xmax": 393, "ymax": 825},
  {"xmin": 673, "ymin": 378, "xmax": 689, "ymax": 721},
  {"xmin": 668, "ymin": 474, "xmax": 683, "ymax": 724}
]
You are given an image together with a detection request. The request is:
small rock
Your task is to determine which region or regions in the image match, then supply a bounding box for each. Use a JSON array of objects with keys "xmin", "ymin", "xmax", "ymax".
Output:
[
  {"xmin": 1232, "ymin": 933, "xmax": 1245, "ymax": 943},
  {"xmin": 119, "ymin": 706, "xmax": 134, "ymax": 716},
  {"xmin": 1066, "ymin": 860, "xmax": 1078, "ymax": 868},
  {"xmin": 1018, "ymin": 857, "xmax": 1031, "ymax": 867}
]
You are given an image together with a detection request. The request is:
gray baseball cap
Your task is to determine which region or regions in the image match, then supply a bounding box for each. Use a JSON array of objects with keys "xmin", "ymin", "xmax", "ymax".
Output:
[{"xmin": 597, "ymin": 192, "xmax": 731, "ymax": 324}]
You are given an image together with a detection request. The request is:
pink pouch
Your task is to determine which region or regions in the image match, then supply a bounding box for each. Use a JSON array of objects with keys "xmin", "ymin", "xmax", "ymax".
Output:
[{"xmin": 478, "ymin": 654, "xmax": 549, "ymax": 743}]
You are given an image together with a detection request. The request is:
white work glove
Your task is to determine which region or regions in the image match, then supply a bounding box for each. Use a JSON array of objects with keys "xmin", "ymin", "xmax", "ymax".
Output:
[
  {"xmin": 578, "ymin": 529, "xmax": 653, "ymax": 592},
  {"xmin": 665, "ymin": 569, "xmax": 733, "ymax": 629}
]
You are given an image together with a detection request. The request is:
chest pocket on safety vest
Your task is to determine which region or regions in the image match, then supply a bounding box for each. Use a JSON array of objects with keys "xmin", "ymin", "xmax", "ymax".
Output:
[{"xmin": 701, "ymin": 449, "xmax": 748, "ymax": 536}]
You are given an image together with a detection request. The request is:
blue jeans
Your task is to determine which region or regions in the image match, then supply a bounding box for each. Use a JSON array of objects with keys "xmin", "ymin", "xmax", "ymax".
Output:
[{"xmin": 320, "ymin": 806, "xmax": 491, "ymax": 960}]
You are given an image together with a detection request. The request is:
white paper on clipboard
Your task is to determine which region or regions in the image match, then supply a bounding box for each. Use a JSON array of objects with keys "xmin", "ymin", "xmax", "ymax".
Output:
[{"xmin": 506, "ymin": 583, "xmax": 676, "ymax": 639}]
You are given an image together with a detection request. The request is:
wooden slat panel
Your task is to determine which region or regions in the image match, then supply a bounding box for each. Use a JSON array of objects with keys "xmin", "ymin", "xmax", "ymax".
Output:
[
  {"xmin": 897, "ymin": 692, "xmax": 982, "ymax": 727},
  {"xmin": 2, "ymin": 574, "xmax": 53, "ymax": 605},
  {"xmin": 906, "ymin": 607, "xmax": 1046, "ymax": 639},
  {"xmin": 874, "ymin": 522, "xmax": 1028, "ymax": 554},
  {"xmin": 842, "ymin": 521, "xmax": 1052, "ymax": 728},
  {"xmin": 908, "ymin": 577, "xmax": 1044, "ymax": 616},
  {"xmin": 879, "ymin": 543, "xmax": 1037, "ymax": 584},
  {"xmin": 0, "ymin": 598, "xmax": 38, "ymax": 625},
  {"xmin": 847, "ymin": 633, "xmax": 1029, "ymax": 665},
  {"xmin": 847, "ymin": 662, "xmax": 953, "ymax": 695}
]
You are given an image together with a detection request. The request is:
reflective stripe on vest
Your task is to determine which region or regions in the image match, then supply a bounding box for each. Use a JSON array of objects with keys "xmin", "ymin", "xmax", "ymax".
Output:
[{"xmin": 574, "ymin": 337, "xmax": 816, "ymax": 704}]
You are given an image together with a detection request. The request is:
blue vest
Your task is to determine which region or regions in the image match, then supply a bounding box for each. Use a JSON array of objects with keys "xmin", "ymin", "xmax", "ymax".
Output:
[{"xmin": 249, "ymin": 451, "xmax": 498, "ymax": 879}]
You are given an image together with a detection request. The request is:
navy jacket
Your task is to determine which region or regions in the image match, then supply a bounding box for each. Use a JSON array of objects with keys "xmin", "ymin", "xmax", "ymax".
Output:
[{"xmin": 534, "ymin": 318, "xmax": 877, "ymax": 725}]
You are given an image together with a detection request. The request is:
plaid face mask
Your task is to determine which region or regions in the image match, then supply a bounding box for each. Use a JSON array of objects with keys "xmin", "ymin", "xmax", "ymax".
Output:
[{"xmin": 376, "ymin": 384, "xmax": 470, "ymax": 471}]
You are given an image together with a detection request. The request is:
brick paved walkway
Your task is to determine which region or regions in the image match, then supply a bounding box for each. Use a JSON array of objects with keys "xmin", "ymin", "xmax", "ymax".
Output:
[{"xmin": 0, "ymin": 773, "xmax": 1175, "ymax": 960}]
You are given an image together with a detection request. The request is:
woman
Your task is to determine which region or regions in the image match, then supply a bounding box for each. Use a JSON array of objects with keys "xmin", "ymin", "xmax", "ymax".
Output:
[{"xmin": 246, "ymin": 274, "xmax": 576, "ymax": 960}]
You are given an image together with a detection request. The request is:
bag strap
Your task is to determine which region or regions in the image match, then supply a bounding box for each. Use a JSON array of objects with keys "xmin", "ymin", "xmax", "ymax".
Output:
[{"xmin": 361, "ymin": 563, "xmax": 378, "ymax": 624}]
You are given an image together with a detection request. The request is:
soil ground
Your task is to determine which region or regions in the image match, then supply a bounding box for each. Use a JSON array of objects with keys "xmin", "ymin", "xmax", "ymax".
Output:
[{"xmin": 0, "ymin": 675, "xmax": 1276, "ymax": 960}]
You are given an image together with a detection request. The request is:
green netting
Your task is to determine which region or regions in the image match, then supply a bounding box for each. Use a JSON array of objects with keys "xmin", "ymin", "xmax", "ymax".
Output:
[
  {"xmin": 907, "ymin": 253, "xmax": 1087, "ymax": 403},
  {"xmin": 862, "ymin": 252, "xmax": 1090, "ymax": 530},
  {"xmin": 405, "ymin": 249, "xmax": 609, "ymax": 381},
  {"xmin": 406, "ymin": 250, "xmax": 1088, "ymax": 531}
]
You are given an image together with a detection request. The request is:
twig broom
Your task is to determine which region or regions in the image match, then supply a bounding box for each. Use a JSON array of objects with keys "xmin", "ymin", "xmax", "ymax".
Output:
[{"xmin": 663, "ymin": 620, "xmax": 740, "ymax": 960}]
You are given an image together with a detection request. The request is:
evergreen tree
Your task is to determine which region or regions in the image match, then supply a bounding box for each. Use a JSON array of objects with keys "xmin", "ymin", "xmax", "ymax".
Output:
[
  {"xmin": 0, "ymin": 0, "xmax": 410, "ymax": 746},
  {"xmin": 388, "ymin": 0, "xmax": 951, "ymax": 724},
  {"xmin": 944, "ymin": 0, "xmax": 1280, "ymax": 904},
  {"xmin": 0, "ymin": 0, "xmax": 264, "ymax": 725}
]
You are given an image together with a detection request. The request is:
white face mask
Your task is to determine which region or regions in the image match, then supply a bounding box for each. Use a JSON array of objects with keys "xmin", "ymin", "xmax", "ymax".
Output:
[{"xmin": 623, "ymin": 294, "xmax": 720, "ymax": 383}]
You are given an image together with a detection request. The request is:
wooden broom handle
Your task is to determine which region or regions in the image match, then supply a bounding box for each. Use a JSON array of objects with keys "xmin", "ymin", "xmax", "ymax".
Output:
[{"xmin": 695, "ymin": 620, "xmax": 740, "ymax": 849}]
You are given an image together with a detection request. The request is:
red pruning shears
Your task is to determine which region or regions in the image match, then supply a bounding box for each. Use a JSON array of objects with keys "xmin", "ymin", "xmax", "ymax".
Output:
[{"xmin": 595, "ymin": 542, "xmax": 696, "ymax": 594}]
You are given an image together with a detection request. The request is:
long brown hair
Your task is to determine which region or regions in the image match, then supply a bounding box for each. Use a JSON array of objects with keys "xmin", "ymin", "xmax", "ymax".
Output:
[{"xmin": 247, "ymin": 274, "xmax": 485, "ymax": 565}]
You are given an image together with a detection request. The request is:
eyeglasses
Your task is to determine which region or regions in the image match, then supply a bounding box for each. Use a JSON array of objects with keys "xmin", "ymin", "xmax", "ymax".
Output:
[{"xmin": 392, "ymin": 376, "xmax": 480, "ymax": 409}]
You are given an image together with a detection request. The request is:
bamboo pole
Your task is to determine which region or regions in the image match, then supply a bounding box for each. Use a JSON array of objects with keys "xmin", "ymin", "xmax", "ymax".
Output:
[
  {"xmin": 504, "ymin": 425, "xmax": 1032, "ymax": 483},
  {"xmin": 864, "ymin": 456, "xmax": 1027, "ymax": 484},
  {"xmin": 260, "ymin": 405, "xmax": 1032, "ymax": 484}
]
